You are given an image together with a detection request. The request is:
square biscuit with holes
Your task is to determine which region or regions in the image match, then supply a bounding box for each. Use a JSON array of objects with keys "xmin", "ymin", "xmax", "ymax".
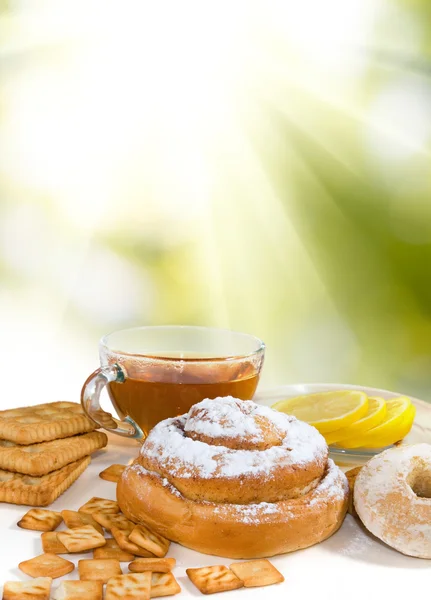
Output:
[
  {"xmin": 93, "ymin": 537, "xmax": 134, "ymax": 562},
  {"xmin": 78, "ymin": 558, "xmax": 122, "ymax": 583},
  {"xmin": 128, "ymin": 524, "xmax": 170, "ymax": 558},
  {"xmin": 128, "ymin": 557, "xmax": 176, "ymax": 573},
  {"xmin": 18, "ymin": 508, "xmax": 63, "ymax": 532},
  {"xmin": 41, "ymin": 532, "xmax": 68, "ymax": 554},
  {"xmin": 111, "ymin": 527, "xmax": 155, "ymax": 558},
  {"xmin": 99, "ymin": 464, "xmax": 126, "ymax": 483},
  {"xmin": 91, "ymin": 512, "xmax": 134, "ymax": 533},
  {"xmin": 19, "ymin": 553, "xmax": 75, "ymax": 579},
  {"xmin": 79, "ymin": 497, "xmax": 119, "ymax": 516},
  {"xmin": 0, "ymin": 402, "xmax": 97, "ymax": 445},
  {"xmin": 61, "ymin": 510, "xmax": 104, "ymax": 535},
  {"xmin": 0, "ymin": 432, "xmax": 107, "ymax": 476},
  {"xmin": 53, "ymin": 580, "xmax": 103, "ymax": 600},
  {"xmin": 186, "ymin": 565, "xmax": 244, "ymax": 595},
  {"xmin": 150, "ymin": 572, "xmax": 181, "ymax": 598},
  {"xmin": 229, "ymin": 559, "xmax": 284, "ymax": 587},
  {"xmin": 0, "ymin": 456, "xmax": 90, "ymax": 506},
  {"xmin": 57, "ymin": 525, "xmax": 106, "ymax": 553},
  {"xmin": 2, "ymin": 577, "xmax": 52, "ymax": 600},
  {"xmin": 105, "ymin": 573, "xmax": 151, "ymax": 600}
]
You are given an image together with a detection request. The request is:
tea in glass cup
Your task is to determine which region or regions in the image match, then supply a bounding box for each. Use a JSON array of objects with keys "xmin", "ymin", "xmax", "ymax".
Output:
[{"xmin": 81, "ymin": 326, "xmax": 265, "ymax": 440}]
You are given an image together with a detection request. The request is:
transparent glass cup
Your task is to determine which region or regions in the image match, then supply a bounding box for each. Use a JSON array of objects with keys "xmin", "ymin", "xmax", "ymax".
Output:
[{"xmin": 81, "ymin": 325, "xmax": 265, "ymax": 440}]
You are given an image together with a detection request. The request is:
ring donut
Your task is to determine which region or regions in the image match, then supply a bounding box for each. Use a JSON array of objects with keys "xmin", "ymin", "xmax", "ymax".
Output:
[{"xmin": 354, "ymin": 443, "xmax": 431, "ymax": 558}]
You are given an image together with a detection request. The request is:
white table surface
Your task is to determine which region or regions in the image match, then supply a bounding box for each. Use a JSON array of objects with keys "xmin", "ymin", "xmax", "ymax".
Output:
[{"xmin": 1, "ymin": 384, "xmax": 430, "ymax": 599}]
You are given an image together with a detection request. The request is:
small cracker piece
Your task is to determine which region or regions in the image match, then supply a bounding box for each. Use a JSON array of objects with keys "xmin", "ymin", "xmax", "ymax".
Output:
[
  {"xmin": 229, "ymin": 559, "xmax": 284, "ymax": 587},
  {"xmin": 53, "ymin": 581, "xmax": 103, "ymax": 600},
  {"xmin": 61, "ymin": 510, "xmax": 104, "ymax": 535},
  {"xmin": 18, "ymin": 508, "xmax": 63, "ymax": 532},
  {"xmin": 41, "ymin": 532, "xmax": 68, "ymax": 554},
  {"xmin": 92, "ymin": 512, "xmax": 134, "ymax": 533},
  {"xmin": 19, "ymin": 553, "xmax": 74, "ymax": 579},
  {"xmin": 150, "ymin": 572, "xmax": 181, "ymax": 598},
  {"xmin": 2, "ymin": 577, "xmax": 52, "ymax": 600},
  {"xmin": 129, "ymin": 525, "xmax": 170, "ymax": 558},
  {"xmin": 346, "ymin": 466, "xmax": 362, "ymax": 517},
  {"xmin": 105, "ymin": 572, "xmax": 151, "ymax": 600},
  {"xmin": 111, "ymin": 527, "xmax": 155, "ymax": 558},
  {"xmin": 99, "ymin": 464, "xmax": 126, "ymax": 483},
  {"xmin": 128, "ymin": 558, "xmax": 176, "ymax": 573},
  {"xmin": 94, "ymin": 538, "xmax": 134, "ymax": 561},
  {"xmin": 79, "ymin": 497, "xmax": 119, "ymax": 515},
  {"xmin": 78, "ymin": 559, "xmax": 122, "ymax": 583},
  {"xmin": 57, "ymin": 525, "xmax": 106, "ymax": 553},
  {"xmin": 186, "ymin": 565, "xmax": 244, "ymax": 595}
]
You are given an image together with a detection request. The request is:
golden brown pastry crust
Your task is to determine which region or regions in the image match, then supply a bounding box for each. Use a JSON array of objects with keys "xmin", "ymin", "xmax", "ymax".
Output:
[
  {"xmin": 118, "ymin": 397, "xmax": 348, "ymax": 558},
  {"xmin": 118, "ymin": 458, "xmax": 348, "ymax": 558}
]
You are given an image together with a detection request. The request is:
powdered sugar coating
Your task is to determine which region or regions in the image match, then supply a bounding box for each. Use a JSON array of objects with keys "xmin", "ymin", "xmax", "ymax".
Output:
[
  {"xmin": 131, "ymin": 458, "xmax": 347, "ymax": 524},
  {"xmin": 184, "ymin": 397, "xmax": 262, "ymax": 440},
  {"xmin": 355, "ymin": 443, "xmax": 431, "ymax": 558},
  {"xmin": 141, "ymin": 397, "xmax": 328, "ymax": 479},
  {"xmin": 307, "ymin": 459, "xmax": 348, "ymax": 507}
]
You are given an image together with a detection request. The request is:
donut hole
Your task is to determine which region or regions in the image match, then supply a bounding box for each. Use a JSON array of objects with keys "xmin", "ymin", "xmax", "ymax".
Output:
[{"xmin": 408, "ymin": 464, "xmax": 431, "ymax": 499}]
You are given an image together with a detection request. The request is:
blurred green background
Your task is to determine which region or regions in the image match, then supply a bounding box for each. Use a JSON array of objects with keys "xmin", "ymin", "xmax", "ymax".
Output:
[{"xmin": 1, "ymin": 0, "xmax": 430, "ymax": 403}]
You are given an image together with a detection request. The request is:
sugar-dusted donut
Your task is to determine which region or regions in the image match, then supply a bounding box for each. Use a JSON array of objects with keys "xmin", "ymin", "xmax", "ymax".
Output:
[
  {"xmin": 354, "ymin": 443, "xmax": 431, "ymax": 559},
  {"xmin": 117, "ymin": 396, "xmax": 349, "ymax": 558}
]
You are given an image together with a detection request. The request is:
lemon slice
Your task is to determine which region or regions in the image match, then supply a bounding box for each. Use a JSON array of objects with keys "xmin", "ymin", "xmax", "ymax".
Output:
[
  {"xmin": 324, "ymin": 397, "xmax": 387, "ymax": 445},
  {"xmin": 337, "ymin": 396, "xmax": 414, "ymax": 449},
  {"xmin": 271, "ymin": 390, "xmax": 368, "ymax": 434},
  {"xmin": 361, "ymin": 404, "xmax": 416, "ymax": 448}
]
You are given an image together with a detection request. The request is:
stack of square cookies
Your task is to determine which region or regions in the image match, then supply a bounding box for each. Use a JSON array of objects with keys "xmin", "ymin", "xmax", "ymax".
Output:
[{"xmin": 0, "ymin": 402, "xmax": 107, "ymax": 506}]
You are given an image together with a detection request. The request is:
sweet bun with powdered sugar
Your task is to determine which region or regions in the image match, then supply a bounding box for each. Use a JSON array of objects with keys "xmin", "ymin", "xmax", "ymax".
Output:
[{"xmin": 117, "ymin": 396, "xmax": 349, "ymax": 558}]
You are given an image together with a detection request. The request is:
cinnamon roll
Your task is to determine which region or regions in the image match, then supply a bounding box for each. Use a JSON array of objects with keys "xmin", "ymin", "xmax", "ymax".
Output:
[{"xmin": 117, "ymin": 396, "xmax": 348, "ymax": 558}]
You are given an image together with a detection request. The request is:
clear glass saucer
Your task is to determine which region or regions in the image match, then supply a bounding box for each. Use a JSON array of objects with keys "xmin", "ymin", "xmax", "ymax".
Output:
[
  {"xmin": 328, "ymin": 443, "xmax": 394, "ymax": 465},
  {"xmin": 254, "ymin": 382, "xmax": 429, "ymax": 464}
]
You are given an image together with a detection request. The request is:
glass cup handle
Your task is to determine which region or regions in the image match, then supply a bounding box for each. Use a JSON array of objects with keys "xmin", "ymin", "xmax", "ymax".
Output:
[{"xmin": 81, "ymin": 364, "xmax": 144, "ymax": 439}]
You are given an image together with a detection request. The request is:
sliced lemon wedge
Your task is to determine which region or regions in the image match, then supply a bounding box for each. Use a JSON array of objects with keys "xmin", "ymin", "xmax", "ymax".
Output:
[
  {"xmin": 324, "ymin": 396, "xmax": 387, "ymax": 445},
  {"xmin": 337, "ymin": 396, "xmax": 414, "ymax": 449},
  {"xmin": 271, "ymin": 390, "xmax": 368, "ymax": 434}
]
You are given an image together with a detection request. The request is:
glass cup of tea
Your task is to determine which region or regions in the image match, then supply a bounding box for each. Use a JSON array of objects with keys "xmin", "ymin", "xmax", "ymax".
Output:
[{"xmin": 81, "ymin": 325, "xmax": 265, "ymax": 440}]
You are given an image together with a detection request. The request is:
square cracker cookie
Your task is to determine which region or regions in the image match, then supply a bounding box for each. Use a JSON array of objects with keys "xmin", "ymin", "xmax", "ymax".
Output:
[
  {"xmin": 129, "ymin": 524, "xmax": 170, "ymax": 558},
  {"xmin": 0, "ymin": 456, "xmax": 90, "ymax": 507},
  {"xmin": 105, "ymin": 573, "xmax": 151, "ymax": 600},
  {"xmin": 78, "ymin": 559, "xmax": 122, "ymax": 583},
  {"xmin": 186, "ymin": 565, "xmax": 244, "ymax": 595},
  {"xmin": 18, "ymin": 508, "xmax": 62, "ymax": 532},
  {"xmin": 57, "ymin": 525, "xmax": 106, "ymax": 553},
  {"xmin": 151, "ymin": 572, "xmax": 181, "ymax": 598},
  {"xmin": 0, "ymin": 402, "xmax": 97, "ymax": 445},
  {"xmin": 19, "ymin": 553, "xmax": 74, "ymax": 579},
  {"xmin": 92, "ymin": 512, "xmax": 134, "ymax": 533},
  {"xmin": 41, "ymin": 532, "xmax": 68, "ymax": 554},
  {"xmin": 111, "ymin": 527, "xmax": 154, "ymax": 558},
  {"xmin": 2, "ymin": 577, "xmax": 52, "ymax": 600},
  {"xmin": 54, "ymin": 581, "xmax": 103, "ymax": 600},
  {"xmin": 0, "ymin": 432, "xmax": 107, "ymax": 476},
  {"xmin": 79, "ymin": 497, "xmax": 119, "ymax": 515},
  {"xmin": 61, "ymin": 510, "xmax": 104, "ymax": 535},
  {"xmin": 93, "ymin": 538, "xmax": 134, "ymax": 562},
  {"xmin": 128, "ymin": 558, "xmax": 176, "ymax": 573},
  {"xmin": 99, "ymin": 464, "xmax": 126, "ymax": 483},
  {"xmin": 229, "ymin": 559, "xmax": 284, "ymax": 587}
]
